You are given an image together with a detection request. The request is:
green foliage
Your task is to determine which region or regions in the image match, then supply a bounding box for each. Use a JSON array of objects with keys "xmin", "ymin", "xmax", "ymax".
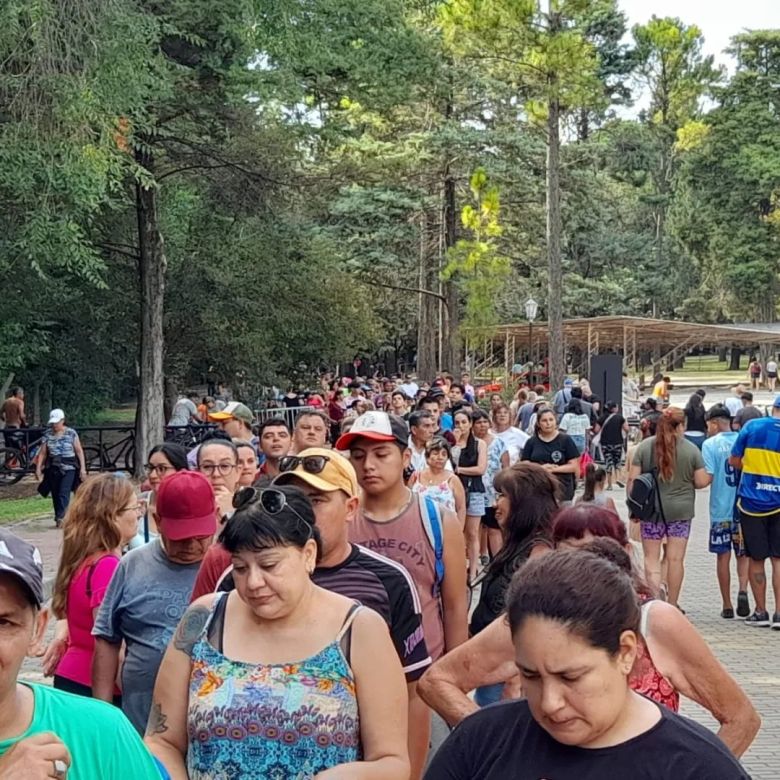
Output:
[{"xmin": 443, "ymin": 168, "xmax": 510, "ymax": 330}]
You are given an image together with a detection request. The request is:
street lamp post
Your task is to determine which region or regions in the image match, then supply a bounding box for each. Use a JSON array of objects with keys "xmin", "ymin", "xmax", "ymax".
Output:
[{"xmin": 525, "ymin": 297, "xmax": 538, "ymax": 378}]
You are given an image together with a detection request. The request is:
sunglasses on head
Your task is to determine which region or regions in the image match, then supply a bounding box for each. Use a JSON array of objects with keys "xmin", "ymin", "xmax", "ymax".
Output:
[
  {"xmin": 232, "ymin": 486, "xmax": 313, "ymax": 536},
  {"xmin": 278, "ymin": 454, "xmax": 330, "ymax": 475}
]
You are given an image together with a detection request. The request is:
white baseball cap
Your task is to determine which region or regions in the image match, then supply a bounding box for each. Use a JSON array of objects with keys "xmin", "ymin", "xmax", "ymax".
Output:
[{"xmin": 47, "ymin": 408, "xmax": 65, "ymax": 424}]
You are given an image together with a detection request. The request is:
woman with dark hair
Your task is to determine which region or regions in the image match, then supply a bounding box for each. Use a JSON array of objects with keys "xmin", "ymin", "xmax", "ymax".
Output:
[
  {"xmin": 418, "ymin": 504, "xmax": 759, "ymax": 757},
  {"xmin": 129, "ymin": 442, "xmax": 189, "ymax": 550},
  {"xmin": 521, "ymin": 408, "xmax": 580, "ymax": 503},
  {"xmin": 628, "ymin": 406, "xmax": 709, "ymax": 608},
  {"xmin": 472, "ymin": 409, "xmax": 510, "ymax": 558},
  {"xmin": 146, "ymin": 484, "xmax": 409, "ymax": 780},
  {"xmin": 468, "ymin": 463, "xmax": 556, "ymax": 705},
  {"xmin": 684, "ymin": 391, "xmax": 708, "ymax": 450},
  {"xmin": 425, "ymin": 551, "xmax": 752, "ymax": 779},
  {"xmin": 558, "ymin": 398, "xmax": 591, "ymax": 454},
  {"xmin": 453, "ymin": 408, "xmax": 487, "ymax": 582}
]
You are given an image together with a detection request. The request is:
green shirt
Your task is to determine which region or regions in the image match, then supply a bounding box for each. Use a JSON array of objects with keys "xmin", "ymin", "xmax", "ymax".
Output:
[
  {"xmin": 632, "ymin": 436, "xmax": 704, "ymax": 521},
  {"xmin": 0, "ymin": 684, "xmax": 161, "ymax": 780}
]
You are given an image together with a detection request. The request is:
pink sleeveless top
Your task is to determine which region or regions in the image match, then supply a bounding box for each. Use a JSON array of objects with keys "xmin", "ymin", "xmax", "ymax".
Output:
[
  {"xmin": 349, "ymin": 494, "xmax": 444, "ymax": 660},
  {"xmin": 630, "ymin": 600, "xmax": 680, "ymax": 711}
]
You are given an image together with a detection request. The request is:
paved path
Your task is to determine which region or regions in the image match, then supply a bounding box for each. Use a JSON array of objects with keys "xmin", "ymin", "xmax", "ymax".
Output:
[{"xmin": 11, "ymin": 458, "xmax": 780, "ymax": 776}]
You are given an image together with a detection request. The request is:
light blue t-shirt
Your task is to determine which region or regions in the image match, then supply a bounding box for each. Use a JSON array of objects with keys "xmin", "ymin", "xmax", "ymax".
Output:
[
  {"xmin": 92, "ymin": 538, "xmax": 201, "ymax": 734},
  {"xmin": 702, "ymin": 431, "xmax": 739, "ymax": 523}
]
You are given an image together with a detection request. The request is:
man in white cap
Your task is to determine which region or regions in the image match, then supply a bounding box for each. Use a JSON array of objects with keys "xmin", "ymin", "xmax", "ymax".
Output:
[{"xmin": 336, "ymin": 412, "xmax": 468, "ymax": 779}]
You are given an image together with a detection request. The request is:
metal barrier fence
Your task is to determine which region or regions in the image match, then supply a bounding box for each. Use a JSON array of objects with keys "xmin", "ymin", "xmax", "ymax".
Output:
[{"xmin": 253, "ymin": 406, "xmax": 316, "ymax": 430}]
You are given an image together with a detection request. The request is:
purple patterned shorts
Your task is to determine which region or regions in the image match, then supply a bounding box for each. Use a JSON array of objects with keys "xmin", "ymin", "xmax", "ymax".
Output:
[{"xmin": 640, "ymin": 518, "xmax": 692, "ymax": 541}]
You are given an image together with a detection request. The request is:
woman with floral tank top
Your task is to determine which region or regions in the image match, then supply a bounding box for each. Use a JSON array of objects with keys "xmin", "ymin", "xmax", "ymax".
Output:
[{"xmin": 145, "ymin": 484, "xmax": 409, "ymax": 779}]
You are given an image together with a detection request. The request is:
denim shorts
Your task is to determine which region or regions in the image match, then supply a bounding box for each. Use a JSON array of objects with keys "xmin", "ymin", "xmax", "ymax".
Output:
[{"xmin": 467, "ymin": 491, "xmax": 486, "ymax": 517}]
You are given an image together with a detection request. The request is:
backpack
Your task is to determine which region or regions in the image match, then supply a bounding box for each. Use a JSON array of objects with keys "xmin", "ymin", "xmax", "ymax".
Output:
[
  {"xmin": 627, "ymin": 469, "xmax": 665, "ymax": 522},
  {"xmin": 418, "ymin": 493, "xmax": 445, "ymax": 598}
]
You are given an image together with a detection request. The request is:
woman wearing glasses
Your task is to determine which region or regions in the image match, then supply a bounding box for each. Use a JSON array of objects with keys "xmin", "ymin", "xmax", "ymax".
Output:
[
  {"xmin": 146, "ymin": 483, "xmax": 410, "ymax": 780},
  {"xmin": 43, "ymin": 474, "xmax": 142, "ymax": 701},
  {"xmin": 128, "ymin": 443, "xmax": 189, "ymax": 550}
]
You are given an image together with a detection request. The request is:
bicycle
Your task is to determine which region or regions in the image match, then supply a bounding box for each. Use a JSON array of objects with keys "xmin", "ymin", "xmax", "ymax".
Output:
[
  {"xmin": 0, "ymin": 431, "xmax": 44, "ymax": 486},
  {"xmin": 82, "ymin": 429, "xmax": 136, "ymax": 474}
]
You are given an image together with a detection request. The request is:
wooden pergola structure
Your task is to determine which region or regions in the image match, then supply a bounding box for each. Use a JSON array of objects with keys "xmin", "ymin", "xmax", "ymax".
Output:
[{"xmin": 468, "ymin": 316, "xmax": 780, "ymax": 378}]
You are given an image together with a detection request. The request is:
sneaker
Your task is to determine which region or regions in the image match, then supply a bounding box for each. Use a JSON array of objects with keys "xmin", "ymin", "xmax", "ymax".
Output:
[
  {"xmin": 616, "ymin": 481, "xmax": 625, "ymax": 489},
  {"xmin": 772, "ymin": 613, "xmax": 780, "ymax": 631},
  {"xmin": 737, "ymin": 590, "xmax": 750, "ymax": 618},
  {"xmin": 745, "ymin": 610, "xmax": 771, "ymax": 627}
]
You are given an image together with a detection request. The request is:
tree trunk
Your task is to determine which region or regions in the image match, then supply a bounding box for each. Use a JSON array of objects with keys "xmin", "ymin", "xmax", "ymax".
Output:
[
  {"xmin": 441, "ymin": 173, "xmax": 461, "ymax": 374},
  {"xmin": 134, "ymin": 155, "xmax": 167, "ymax": 479},
  {"xmin": 717, "ymin": 347, "xmax": 728, "ymax": 362},
  {"xmin": 729, "ymin": 347, "xmax": 743, "ymax": 372},
  {"xmin": 417, "ymin": 211, "xmax": 438, "ymax": 381},
  {"xmin": 546, "ymin": 94, "xmax": 564, "ymax": 391}
]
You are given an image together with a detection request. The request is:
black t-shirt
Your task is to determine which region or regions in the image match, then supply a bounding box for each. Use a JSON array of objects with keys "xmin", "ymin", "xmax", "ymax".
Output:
[
  {"xmin": 424, "ymin": 700, "xmax": 749, "ymax": 780},
  {"xmin": 218, "ymin": 543, "xmax": 431, "ymax": 682},
  {"xmin": 521, "ymin": 433, "xmax": 581, "ymax": 500},
  {"xmin": 598, "ymin": 413, "xmax": 626, "ymax": 446}
]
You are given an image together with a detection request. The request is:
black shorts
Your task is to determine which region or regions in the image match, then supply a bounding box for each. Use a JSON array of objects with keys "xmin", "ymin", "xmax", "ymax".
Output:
[
  {"xmin": 739, "ymin": 510, "xmax": 780, "ymax": 561},
  {"xmin": 481, "ymin": 506, "xmax": 500, "ymax": 530}
]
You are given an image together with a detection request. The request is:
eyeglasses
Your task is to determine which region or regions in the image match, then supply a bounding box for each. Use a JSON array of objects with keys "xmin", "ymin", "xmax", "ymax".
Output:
[
  {"xmin": 232, "ymin": 487, "xmax": 313, "ymax": 538},
  {"xmin": 145, "ymin": 463, "xmax": 175, "ymax": 475},
  {"xmin": 278, "ymin": 455, "xmax": 330, "ymax": 475},
  {"xmin": 199, "ymin": 463, "xmax": 237, "ymax": 476},
  {"xmin": 121, "ymin": 504, "xmax": 144, "ymax": 514}
]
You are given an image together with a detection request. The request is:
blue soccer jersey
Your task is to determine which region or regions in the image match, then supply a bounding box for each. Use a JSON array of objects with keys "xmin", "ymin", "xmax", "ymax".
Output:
[
  {"xmin": 702, "ymin": 431, "xmax": 739, "ymax": 523},
  {"xmin": 731, "ymin": 417, "xmax": 780, "ymax": 516}
]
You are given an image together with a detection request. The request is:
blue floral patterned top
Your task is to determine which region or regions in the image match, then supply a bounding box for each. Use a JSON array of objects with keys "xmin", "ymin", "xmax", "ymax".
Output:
[
  {"xmin": 482, "ymin": 436, "xmax": 508, "ymax": 508},
  {"xmin": 186, "ymin": 593, "xmax": 361, "ymax": 779}
]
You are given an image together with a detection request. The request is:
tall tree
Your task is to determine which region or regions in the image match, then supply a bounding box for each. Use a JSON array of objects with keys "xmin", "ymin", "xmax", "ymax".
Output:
[{"xmin": 439, "ymin": 0, "xmax": 603, "ymax": 388}]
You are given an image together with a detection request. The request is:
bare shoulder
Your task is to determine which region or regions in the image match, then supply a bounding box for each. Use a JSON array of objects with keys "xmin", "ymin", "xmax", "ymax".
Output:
[{"xmin": 173, "ymin": 594, "xmax": 218, "ymax": 655}]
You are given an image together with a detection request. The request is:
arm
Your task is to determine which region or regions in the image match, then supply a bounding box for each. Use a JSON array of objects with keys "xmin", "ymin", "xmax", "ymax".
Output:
[
  {"xmin": 73, "ymin": 435, "xmax": 86, "ymax": 476},
  {"xmin": 92, "ymin": 637, "xmax": 121, "ymax": 703},
  {"xmin": 626, "ymin": 462, "xmax": 641, "ymax": 497},
  {"xmin": 646, "ymin": 602, "xmax": 760, "ymax": 757},
  {"xmin": 440, "ymin": 509, "xmax": 468, "ymax": 652},
  {"xmin": 418, "ymin": 615, "xmax": 516, "ymax": 727},
  {"xmin": 316, "ymin": 609, "xmax": 409, "ymax": 779},
  {"xmin": 548, "ymin": 457, "xmax": 579, "ymax": 475},
  {"xmin": 35, "ymin": 441, "xmax": 47, "ymax": 479},
  {"xmin": 145, "ymin": 599, "xmax": 215, "ymax": 780},
  {"xmin": 450, "ymin": 476, "xmax": 467, "ymax": 527}
]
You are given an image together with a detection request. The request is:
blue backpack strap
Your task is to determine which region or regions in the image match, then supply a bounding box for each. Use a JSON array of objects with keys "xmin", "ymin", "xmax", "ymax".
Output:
[{"xmin": 419, "ymin": 493, "xmax": 445, "ymax": 597}]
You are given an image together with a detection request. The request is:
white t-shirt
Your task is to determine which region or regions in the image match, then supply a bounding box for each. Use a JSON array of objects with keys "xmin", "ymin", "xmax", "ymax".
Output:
[
  {"xmin": 400, "ymin": 382, "xmax": 419, "ymax": 399},
  {"xmin": 767, "ymin": 361, "xmax": 778, "ymax": 374},
  {"xmin": 493, "ymin": 427, "xmax": 529, "ymax": 465},
  {"xmin": 724, "ymin": 396, "xmax": 743, "ymax": 417}
]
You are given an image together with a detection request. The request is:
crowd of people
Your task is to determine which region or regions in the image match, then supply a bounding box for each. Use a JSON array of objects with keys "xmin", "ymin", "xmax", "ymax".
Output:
[{"xmin": 3, "ymin": 367, "xmax": 779, "ymax": 778}]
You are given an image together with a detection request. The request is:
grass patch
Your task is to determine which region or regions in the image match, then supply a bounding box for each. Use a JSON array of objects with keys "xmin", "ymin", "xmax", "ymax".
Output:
[
  {"xmin": 0, "ymin": 495, "xmax": 50, "ymax": 524},
  {"xmin": 92, "ymin": 406, "xmax": 136, "ymax": 425}
]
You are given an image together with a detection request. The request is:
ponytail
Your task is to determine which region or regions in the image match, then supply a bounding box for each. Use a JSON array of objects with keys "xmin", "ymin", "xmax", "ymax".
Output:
[
  {"xmin": 582, "ymin": 463, "xmax": 606, "ymax": 502},
  {"xmin": 655, "ymin": 406, "xmax": 684, "ymax": 481}
]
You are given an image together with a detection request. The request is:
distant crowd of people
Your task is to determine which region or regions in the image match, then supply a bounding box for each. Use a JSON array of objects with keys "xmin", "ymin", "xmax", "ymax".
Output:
[{"xmin": 4, "ymin": 366, "xmax": 779, "ymax": 778}]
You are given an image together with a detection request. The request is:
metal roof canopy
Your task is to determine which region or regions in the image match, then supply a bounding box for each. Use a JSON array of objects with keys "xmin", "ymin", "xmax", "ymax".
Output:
[{"xmin": 470, "ymin": 316, "xmax": 780, "ymax": 377}]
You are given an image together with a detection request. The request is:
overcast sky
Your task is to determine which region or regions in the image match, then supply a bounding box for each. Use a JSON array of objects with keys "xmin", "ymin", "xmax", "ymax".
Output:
[{"xmin": 619, "ymin": 0, "xmax": 780, "ymax": 69}]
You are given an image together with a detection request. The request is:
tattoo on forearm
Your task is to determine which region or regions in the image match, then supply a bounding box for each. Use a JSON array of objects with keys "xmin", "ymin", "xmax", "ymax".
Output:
[
  {"xmin": 146, "ymin": 702, "xmax": 169, "ymax": 736},
  {"xmin": 173, "ymin": 604, "xmax": 211, "ymax": 656}
]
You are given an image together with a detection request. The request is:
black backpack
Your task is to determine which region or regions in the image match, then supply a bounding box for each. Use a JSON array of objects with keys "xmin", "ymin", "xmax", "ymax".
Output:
[{"xmin": 627, "ymin": 472, "xmax": 660, "ymax": 521}]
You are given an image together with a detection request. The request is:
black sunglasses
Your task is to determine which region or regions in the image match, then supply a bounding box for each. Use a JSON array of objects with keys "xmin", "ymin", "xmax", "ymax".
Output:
[
  {"xmin": 278, "ymin": 455, "xmax": 330, "ymax": 475},
  {"xmin": 232, "ymin": 486, "xmax": 313, "ymax": 536}
]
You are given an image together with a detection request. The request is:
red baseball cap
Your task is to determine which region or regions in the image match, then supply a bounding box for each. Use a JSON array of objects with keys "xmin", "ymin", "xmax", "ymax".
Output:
[
  {"xmin": 155, "ymin": 471, "xmax": 217, "ymax": 541},
  {"xmin": 335, "ymin": 411, "xmax": 409, "ymax": 450}
]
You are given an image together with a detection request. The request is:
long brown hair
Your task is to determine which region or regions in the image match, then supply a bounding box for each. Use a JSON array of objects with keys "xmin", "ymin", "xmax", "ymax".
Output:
[
  {"xmin": 655, "ymin": 406, "xmax": 684, "ymax": 481},
  {"xmin": 52, "ymin": 474, "xmax": 134, "ymax": 618}
]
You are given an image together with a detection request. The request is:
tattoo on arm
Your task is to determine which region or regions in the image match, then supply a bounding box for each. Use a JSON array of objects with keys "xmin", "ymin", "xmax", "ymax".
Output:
[
  {"xmin": 173, "ymin": 604, "xmax": 211, "ymax": 656},
  {"xmin": 146, "ymin": 702, "xmax": 169, "ymax": 736}
]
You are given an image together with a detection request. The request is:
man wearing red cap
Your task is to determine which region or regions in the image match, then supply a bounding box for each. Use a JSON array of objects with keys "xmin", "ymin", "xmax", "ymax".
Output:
[{"xmin": 92, "ymin": 471, "xmax": 216, "ymax": 734}]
